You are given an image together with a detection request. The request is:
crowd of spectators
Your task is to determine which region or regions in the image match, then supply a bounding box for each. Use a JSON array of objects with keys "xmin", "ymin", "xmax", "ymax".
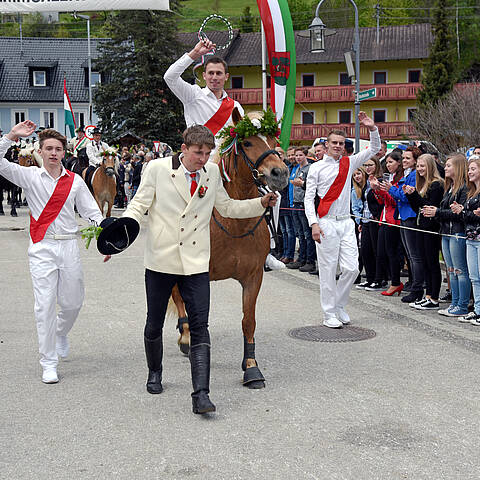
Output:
[{"xmin": 273, "ymin": 138, "xmax": 480, "ymax": 326}]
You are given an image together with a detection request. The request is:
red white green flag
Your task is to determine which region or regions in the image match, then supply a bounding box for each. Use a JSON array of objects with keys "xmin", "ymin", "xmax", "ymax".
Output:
[
  {"xmin": 256, "ymin": 0, "xmax": 296, "ymax": 149},
  {"xmin": 64, "ymin": 78, "xmax": 76, "ymax": 137}
]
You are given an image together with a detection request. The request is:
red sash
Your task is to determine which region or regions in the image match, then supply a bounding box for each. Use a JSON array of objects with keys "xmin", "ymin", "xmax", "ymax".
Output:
[
  {"xmin": 204, "ymin": 96, "xmax": 235, "ymax": 135},
  {"xmin": 30, "ymin": 171, "xmax": 75, "ymax": 243},
  {"xmin": 317, "ymin": 156, "xmax": 350, "ymax": 218}
]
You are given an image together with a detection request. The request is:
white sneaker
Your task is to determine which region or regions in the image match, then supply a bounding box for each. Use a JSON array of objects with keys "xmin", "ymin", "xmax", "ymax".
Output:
[
  {"xmin": 42, "ymin": 368, "xmax": 59, "ymax": 384},
  {"xmin": 265, "ymin": 254, "xmax": 286, "ymax": 270},
  {"xmin": 56, "ymin": 335, "xmax": 69, "ymax": 359},
  {"xmin": 459, "ymin": 312, "xmax": 477, "ymax": 323},
  {"xmin": 336, "ymin": 308, "xmax": 351, "ymax": 325},
  {"xmin": 323, "ymin": 316, "xmax": 343, "ymax": 328}
]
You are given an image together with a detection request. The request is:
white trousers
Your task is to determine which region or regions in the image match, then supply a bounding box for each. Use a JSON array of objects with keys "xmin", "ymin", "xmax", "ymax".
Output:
[
  {"xmin": 315, "ymin": 217, "xmax": 359, "ymax": 318},
  {"xmin": 28, "ymin": 239, "xmax": 85, "ymax": 368}
]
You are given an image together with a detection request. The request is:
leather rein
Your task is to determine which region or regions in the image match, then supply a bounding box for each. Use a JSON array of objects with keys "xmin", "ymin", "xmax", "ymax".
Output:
[{"xmin": 212, "ymin": 144, "xmax": 280, "ymax": 239}]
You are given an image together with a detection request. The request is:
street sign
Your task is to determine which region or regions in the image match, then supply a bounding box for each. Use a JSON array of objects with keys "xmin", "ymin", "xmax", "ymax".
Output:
[{"xmin": 358, "ymin": 88, "xmax": 377, "ymax": 101}]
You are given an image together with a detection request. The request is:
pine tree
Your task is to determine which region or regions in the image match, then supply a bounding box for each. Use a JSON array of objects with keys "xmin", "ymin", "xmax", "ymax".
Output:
[
  {"xmin": 93, "ymin": 5, "xmax": 186, "ymax": 148},
  {"xmin": 239, "ymin": 7, "xmax": 256, "ymax": 33},
  {"xmin": 417, "ymin": 0, "xmax": 458, "ymax": 107}
]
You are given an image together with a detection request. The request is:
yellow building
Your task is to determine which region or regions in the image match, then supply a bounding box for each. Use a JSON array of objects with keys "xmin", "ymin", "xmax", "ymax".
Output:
[{"xmin": 181, "ymin": 23, "xmax": 432, "ymax": 143}]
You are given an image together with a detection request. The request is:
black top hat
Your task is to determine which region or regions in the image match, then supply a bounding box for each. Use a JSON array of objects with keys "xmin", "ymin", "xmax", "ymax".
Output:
[
  {"xmin": 35, "ymin": 126, "xmax": 46, "ymax": 134},
  {"xmin": 75, "ymin": 125, "xmax": 85, "ymax": 133},
  {"xmin": 92, "ymin": 127, "xmax": 102, "ymax": 135},
  {"xmin": 97, "ymin": 217, "xmax": 140, "ymax": 255}
]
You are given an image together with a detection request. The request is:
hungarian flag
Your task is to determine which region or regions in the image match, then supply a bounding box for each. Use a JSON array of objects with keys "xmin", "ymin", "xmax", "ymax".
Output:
[
  {"xmin": 64, "ymin": 78, "xmax": 76, "ymax": 137},
  {"xmin": 256, "ymin": 0, "xmax": 296, "ymax": 149}
]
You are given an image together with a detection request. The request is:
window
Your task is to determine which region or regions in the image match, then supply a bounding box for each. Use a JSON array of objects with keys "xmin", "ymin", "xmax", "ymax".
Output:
[
  {"xmin": 408, "ymin": 70, "xmax": 421, "ymax": 83},
  {"xmin": 33, "ymin": 70, "xmax": 46, "ymax": 87},
  {"xmin": 74, "ymin": 111, "xmax": 87, "ymax": 128},
  {"xmin": 91, "ymin": 72, "xmax": 102, "ymax": 86},
  {"xmin": 338, "ymin": 110, "xmax": 351, "ymax": 124},
  {"xmin": 231, "ymin": 76, "xmax": 243, "ymax": 89},
  {"xmin": 13, "ymin": 111, "xmax": 26, "ymax": 124},
  {"xmin": 266, "ymin": 75, "xmax": 271, "ymax": 88},
  {"xmin": 301, "ymin": 111, "xmax": 314, "ymax": 124},
  {"xmin": 302, "ymin": 74, "xmax": 314, "ymax": 87},
  {"xmin": 373, "ymin": 71, "xmax": 387, "ymax": 84},
  {"xmin": 40, "ymin": 110, "xmax": 56, "ymax": 129},
  {"xmin": 373, "ymin": 109, "xmax": 386, "ymax": 123},
  {"xmin": 407, "ymin": 108, "xmax": 417, "ymax": 121},
  {"xmin": 339, "ymin": 73, "xmax": 351, "ymax": 85}
]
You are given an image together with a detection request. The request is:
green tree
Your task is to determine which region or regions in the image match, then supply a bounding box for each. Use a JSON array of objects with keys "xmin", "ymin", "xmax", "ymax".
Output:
[
  {"xmin": 417, "ymin": 0, "xmax": 458, "ymax": 107},
  {"xmin": 239, "ymin": 6, "xmax": 256, "ymax": 33},
  {"xmin": 93, "ymin": 6, "xmax": 186, "ymax": 148}
]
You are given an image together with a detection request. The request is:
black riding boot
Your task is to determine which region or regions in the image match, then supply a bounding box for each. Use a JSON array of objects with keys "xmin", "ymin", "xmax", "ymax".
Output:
[
  {"xmin": 190, "ymin": 343, "xmax": 216, "ymax": 414},
  {"xmin": 144, "ymin": 335, "xmax": 163, "ymax": 394}
]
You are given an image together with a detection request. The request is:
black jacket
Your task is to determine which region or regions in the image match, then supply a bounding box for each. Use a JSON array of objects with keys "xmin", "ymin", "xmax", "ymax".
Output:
[
  {"xmin": 406, "ymin": 180, "xmax": 444, "ymax": 231},
  {"xmin": 434, "ymin": 184, "xmax": 467, "ymax": 235},
  {"xmin": 463, "ymin": 192, "xmax": 480, "ymax": 239},
  {"xmin": 131, "ymin": 161, "xmax": 143, "ymax": 187}
]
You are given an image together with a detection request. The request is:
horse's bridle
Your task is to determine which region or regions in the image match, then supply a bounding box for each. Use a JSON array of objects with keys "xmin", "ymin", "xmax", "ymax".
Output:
[
  {"xmin": 212, "ymin": 143, "xmax": 280, "ymax": 239},
  {"xmin": 237, "ymin": 143, "xmax": 280, "ymax": 188}
]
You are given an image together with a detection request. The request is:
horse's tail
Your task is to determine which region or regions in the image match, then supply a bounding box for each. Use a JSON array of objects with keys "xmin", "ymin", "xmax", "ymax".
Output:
[{"xmin": 166, "ymin": 295, "xmax": 178, "ymax": 322}]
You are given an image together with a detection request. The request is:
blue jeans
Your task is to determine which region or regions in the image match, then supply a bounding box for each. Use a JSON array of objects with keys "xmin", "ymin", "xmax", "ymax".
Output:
[
  {"xmin": 292, "ymin": 203, "xmax": 316, "ymax": 263},
  {"xmin": 442, "ymin": 235, "xmax": 470, "ymax": 311},
  {"xmin": 466, "ymin": 240, "xmax": 480, "ymax": 314},
  {"xmin": 279, "ymin": 212, "xmax": 296, "ymax": 259}
]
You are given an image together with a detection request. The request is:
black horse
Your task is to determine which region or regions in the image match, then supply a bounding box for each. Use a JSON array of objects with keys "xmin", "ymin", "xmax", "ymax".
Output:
[{"xmin": 0, "ymin": 145, "xmax": 22, "ymax": 217}]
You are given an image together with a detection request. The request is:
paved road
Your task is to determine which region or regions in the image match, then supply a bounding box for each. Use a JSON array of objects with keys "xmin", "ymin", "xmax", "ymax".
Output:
[{"xmin": 1, "ymin": 206, "xmax": 480, "ymax": 480}]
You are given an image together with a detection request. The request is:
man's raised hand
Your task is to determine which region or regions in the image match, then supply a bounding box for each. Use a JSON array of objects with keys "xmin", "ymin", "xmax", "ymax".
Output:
[
  {"xmin": 189, "ymin": 39, "xmax": 216, "ymax": 60},
  {"xmin": 7, "ymin": 120, "xmax": 36, "ymax": 141},
  {"xmin": 358, "ymin": 111, "xmax": 375, "ymax": 131}
]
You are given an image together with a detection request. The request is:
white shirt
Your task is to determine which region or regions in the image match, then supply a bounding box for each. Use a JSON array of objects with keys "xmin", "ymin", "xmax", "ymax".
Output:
[
  {"xmin": 179, "ymin": 156, "xmax": 199, "ymax": 190},
  {"xmin": 304, "ymin": 128, "xmax": 381, "ymax": 225},
  {"xmin": 86, "ymin": 140, "xmax": 109, "ymax": 167},
  {"xmin": 164, "ymin": 53, "xmax": 244, "ymax": 157},
  {"xmin": 0, "ymin": 137, "xmax": 103, "ymax": 237}
]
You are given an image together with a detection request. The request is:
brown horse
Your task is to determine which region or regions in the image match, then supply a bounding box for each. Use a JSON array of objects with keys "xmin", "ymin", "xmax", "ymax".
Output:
[
  {"xmin": 82, "ymin": 154, "xmax": 117, "ymax": 217},
  {"xmin": 18, "ymin": 147, "xmax": 40, "ymax": 168},
  {"xmin": 172, "ymin": 109, "xmax": 289, "ymax": 389}
]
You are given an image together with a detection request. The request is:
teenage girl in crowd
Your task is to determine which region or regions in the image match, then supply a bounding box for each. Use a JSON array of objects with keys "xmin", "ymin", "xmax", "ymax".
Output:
[
  {"xmin": 404, "ymin": 154, "xmax": 444, "ymax": 310},
  {"xmin": 369, "ymin": 150, "xmax": 403, "ymax": 296},
  {"xmin": 382, "ymin": 146, "xmax": 422, "ymax": 303},
  {"xmin": 458, "ymin": 156, "xmax": 480, "ymax": 325},
  {"xmin": 423, "ymin": 154, "xmax": 470, "ymax": 318},
  {"xmin": 351, "ymin": 167, "xmax": 367, "ymax": 284},
  {"xmin": 357, "ymin": 157, "xmax": 384, "ymax": 290},
  {"xmin": 277, "ymin": 147, "xmax": 296, "ymax": 264}
]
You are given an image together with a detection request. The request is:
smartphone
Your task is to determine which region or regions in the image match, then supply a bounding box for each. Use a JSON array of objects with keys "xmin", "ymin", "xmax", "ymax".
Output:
[{"xmin": 383, "ymin": 173, "xmax": 391, "ymax": 182}]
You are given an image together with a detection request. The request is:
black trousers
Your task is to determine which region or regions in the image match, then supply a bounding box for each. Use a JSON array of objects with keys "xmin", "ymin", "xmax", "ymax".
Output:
[
  {"xmin": 417, "ymin": 231, "xmax": 442, "ymax": 299},
  {"xmin": 144, "ymin": 269, "xmax": 210, "ymax": 346},
  {"xmin": 361, "ymin": 221, "xmax": 379, "ymax": 284},
  {"xmin": 375, "ymin": 224, "xmax": 402, "ymax": 286}
]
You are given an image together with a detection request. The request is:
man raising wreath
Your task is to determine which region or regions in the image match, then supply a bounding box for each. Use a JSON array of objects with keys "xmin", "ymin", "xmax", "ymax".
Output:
[{"xmin": 304, "ymin": 112, "xmax": 381, "ymax": 328}]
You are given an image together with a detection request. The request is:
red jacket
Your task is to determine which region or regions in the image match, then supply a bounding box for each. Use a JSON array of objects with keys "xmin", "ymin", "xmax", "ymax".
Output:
[{"xmin": 372, "ymin": 183, "xmax": 400, "ymax": 226}]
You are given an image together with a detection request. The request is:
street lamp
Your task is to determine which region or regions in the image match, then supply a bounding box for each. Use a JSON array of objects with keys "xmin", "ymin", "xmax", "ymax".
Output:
[
  {"xmin": 73, "ymin": 13, "xmax": 93, "ymax": 125},
  {"xmin": 309, "ymin": 0, "xmax": 361, "ymax": 153}
]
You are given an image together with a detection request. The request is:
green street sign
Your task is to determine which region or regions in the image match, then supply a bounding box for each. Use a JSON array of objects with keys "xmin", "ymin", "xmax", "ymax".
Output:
[{"xmin": 358, "ymin": 88, "xmax": 377, "ymax": 101}]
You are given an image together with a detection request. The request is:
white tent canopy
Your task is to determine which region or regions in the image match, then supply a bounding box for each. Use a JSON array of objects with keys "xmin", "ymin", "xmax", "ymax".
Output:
[{"xmin": 0, "ymin": 0, "xmax": 169, "ymax": 14}]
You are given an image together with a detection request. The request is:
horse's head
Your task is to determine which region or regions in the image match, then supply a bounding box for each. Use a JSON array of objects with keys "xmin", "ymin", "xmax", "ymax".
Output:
[
  {"xmin": 102, "ymin": 150, "xmax": 117, "ymax": 177},
  {"xmin": 220, "ymin": 109, "xmax": 289, "ymax": 192},
  {"xmin": 18, "ymin": 148, "xmax": 38, "ymax": 167}
]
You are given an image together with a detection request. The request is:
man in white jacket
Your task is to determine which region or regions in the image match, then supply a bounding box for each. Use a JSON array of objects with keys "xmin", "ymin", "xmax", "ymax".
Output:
[{"xmin": 123, "ymin": 125, "xmax": 277, "ymax": 414}]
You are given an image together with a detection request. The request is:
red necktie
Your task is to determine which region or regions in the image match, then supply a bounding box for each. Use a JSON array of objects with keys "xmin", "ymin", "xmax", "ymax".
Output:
[{"xmin": 190, "ymin": 173, "xmax": 197, "ymax": 197}]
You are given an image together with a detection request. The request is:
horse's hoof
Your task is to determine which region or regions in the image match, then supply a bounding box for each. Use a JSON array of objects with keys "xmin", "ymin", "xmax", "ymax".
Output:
[
  {"xmin": 179, "ymin": 343, "xmax": 190, "ymax": 356},
  {"xmin": 246, "ymin": 380, "xmax": 265, "ymax": 389},
  {"xmin": 242, "ymin": 366, "xmax": 265, "ymax": 388}
]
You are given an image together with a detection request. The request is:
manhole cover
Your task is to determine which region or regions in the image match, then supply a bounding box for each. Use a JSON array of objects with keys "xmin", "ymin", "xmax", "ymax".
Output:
[{"xmin": 288, "ymin": 325, "xmax": 376, "ymax": 342}]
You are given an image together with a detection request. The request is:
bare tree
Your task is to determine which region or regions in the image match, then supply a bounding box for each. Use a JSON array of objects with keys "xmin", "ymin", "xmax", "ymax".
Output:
[{"xmin": 414, "ymin": 82, "xmax": 480, "ymax": 155}]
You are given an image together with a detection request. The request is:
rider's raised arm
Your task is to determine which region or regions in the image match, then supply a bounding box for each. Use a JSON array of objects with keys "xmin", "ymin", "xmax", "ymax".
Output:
[{"xmin": 164, "ymin": 53, "xmax": 199, "ymax": 105}]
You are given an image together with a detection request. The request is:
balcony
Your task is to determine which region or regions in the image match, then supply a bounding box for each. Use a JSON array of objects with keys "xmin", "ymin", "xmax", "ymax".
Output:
[
  {"xmin": 226, "ymin": 83, "xmax": 421, "ymax": 104},
  {"xmin": 290, "ymin": 122, "xmax": 416, "ymax": 141}
]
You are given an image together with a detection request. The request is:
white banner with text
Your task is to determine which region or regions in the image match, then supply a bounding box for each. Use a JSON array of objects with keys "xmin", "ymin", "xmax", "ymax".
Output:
[{"xmin": 0, "ymin": 0, "xmax": 169, "ymax": 13}]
